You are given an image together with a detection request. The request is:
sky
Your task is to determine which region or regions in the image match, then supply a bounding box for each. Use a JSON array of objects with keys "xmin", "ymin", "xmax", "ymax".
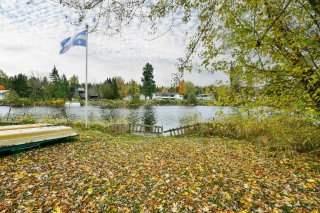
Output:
[{"xmin": 0, "ymin": 0, "xmax": 227, "ymax": 86}]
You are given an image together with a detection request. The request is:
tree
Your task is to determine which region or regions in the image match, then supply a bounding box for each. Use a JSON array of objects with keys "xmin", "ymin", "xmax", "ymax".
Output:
[
  {"xmin": 0, "ymin": 69, "xmax": 9, "ymax": 88},
  {"xmin": 185, "ymin": 81, "xmax": 197, "ymax": 104},
  {"xmin": 9, "ymin": 73, "xmax": 30, "ymax": 98},
  {"xmin": 141, "ymin": 63, "xmax": 156, "ymax": 100},
  {"xmin": 46, "ymin": 66, "xmax": 70, "ymax": 99},
  {"xmin": 112, "ymin": 78, "xmax": 121, "ymax": 99},
  {"xmin": 50, "ymin": 65, "xmax": 60, "ymax": 83},
  {"xmin": 99, "ymin": 78, "xmax": 119, "ymax": 99},
  {"xmin": 128, "ymin": 80, "xmax": 140, "ymax": 100},
  {"xmin": 69, "ymin": 74, "xmax": 79, "ymax": 88},
  {"xmin": 28, "ymin": 76, "xmax": 43, "ymax": 99},
  {"xmin": 178, "ymin": 80, "xmax": 185, "ymax": 95},
  {"xmin": 56, "ymin": 74, "xmax": 70, "ymax": 99},
  {"xmin": 156, "ymin": 0, "xmax": 319, "ymax": 113},
  {"xmin": 115, "ymin": 77, "xmax": 126, "ymax": 99}
]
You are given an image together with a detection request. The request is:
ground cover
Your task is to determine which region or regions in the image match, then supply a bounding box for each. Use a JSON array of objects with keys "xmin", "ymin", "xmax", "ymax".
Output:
[{"xmin": 0, "ymin": 131, "xmax": 319, "ymax": 212}]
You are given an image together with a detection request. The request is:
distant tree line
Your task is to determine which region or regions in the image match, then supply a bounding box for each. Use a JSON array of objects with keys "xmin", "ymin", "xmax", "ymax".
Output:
[{"xmin": 0, "ymin": 63, "xmax": 220, "ymax": 102}]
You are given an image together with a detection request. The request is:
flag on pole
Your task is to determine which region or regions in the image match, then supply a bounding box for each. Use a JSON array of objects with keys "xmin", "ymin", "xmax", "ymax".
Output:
[
  {"xmin": 60, "ymin": 30, "xmax": 87, "ymax": 54},
  {"xmin": 60, "ymin": 26, "xmax": 89, "ymax": 128}
]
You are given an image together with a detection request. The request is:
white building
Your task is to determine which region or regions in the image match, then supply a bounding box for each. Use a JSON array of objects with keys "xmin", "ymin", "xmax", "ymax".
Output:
[
  {"xmin": 0, "ymin": 90, "xmax": 10, "ymax": 100},
  {"xmin": 152, "ymin": 92, "xmax": 183, "ymax": 100}
]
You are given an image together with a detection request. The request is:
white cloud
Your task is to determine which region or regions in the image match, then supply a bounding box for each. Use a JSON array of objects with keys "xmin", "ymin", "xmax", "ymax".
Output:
[{"xmin": 0, "ymin": 0, "xmax": 227, "ymax": 86}]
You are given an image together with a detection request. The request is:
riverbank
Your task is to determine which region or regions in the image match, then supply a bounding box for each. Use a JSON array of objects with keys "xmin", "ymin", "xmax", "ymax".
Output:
[
  {"xmin": 0, "ymin": 98, "xmax": 214, "ymax": 107},
  {"xmin": 0, "ymin": 129, "xmax": 319, "ymax": 212}
]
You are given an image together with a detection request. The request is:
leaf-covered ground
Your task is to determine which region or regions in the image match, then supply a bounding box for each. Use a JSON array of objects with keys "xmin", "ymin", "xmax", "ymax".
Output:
[{"xmin": 0, "ymin": 131, "xmax": 319, "ymax": 212}]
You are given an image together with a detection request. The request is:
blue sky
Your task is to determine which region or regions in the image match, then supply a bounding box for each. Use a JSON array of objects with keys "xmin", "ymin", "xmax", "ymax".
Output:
[{"xmin": 0, "ymin": 0, "xmax": 227, "ymax": 86}]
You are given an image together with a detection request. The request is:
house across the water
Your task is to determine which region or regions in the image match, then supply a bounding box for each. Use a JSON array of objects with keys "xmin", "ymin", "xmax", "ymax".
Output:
[
  {"xmin": 152, "ymin": 92, "xmax": 183, "ymax": 100},
  {"xmin": 0, "ymin": 89, "xmax": 10, "ymax": 100},
  {"xmin": 70, "ymin": 87, "xmax": 85, "ymax": 99}
]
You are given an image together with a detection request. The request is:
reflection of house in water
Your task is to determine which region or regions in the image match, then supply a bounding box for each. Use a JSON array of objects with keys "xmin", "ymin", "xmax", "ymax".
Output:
[
  {"xmin": 89, "ymin": 93, "xmax": 99, "ymax": 100},
  {"xmin": 152, "ymin": 92, "xmax": 183, "ymax": 100}
]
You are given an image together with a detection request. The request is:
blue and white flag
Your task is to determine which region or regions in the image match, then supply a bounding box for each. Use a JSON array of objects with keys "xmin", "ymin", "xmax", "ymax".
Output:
[{"xmin": 60, "ymin": 30, "xmax": 87, "ymax": 54}]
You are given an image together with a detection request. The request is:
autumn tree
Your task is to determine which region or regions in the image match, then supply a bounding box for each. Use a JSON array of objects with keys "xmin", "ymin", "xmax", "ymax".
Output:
[
  {"xmin": 141, "ymin": 63, "xmax": 156, "ymax": 100},
  {"xmin": 0, "ymin": 69, "xmax": 9, "ymax": 88},
  {"xmin": 178, "ymin": 80, "xmax": 185, "ymax": 95},
  {"xmin": 115, "ymin": 77, "xmax": 126, "ymax": 99}
]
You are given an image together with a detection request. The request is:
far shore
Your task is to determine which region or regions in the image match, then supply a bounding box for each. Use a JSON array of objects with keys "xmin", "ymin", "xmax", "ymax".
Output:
[{"xmin": 0, "ymin": 99, "xmax": 216, "ymax": 107}]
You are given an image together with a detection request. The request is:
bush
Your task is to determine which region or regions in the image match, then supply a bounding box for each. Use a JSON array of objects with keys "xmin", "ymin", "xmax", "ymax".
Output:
[{"xmin": 200, "ymin": 115, "xmax": 320, "ymax": 155}]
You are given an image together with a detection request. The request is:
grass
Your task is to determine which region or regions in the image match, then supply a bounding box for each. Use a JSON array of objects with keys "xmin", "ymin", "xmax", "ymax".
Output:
[{"xmin": 0, "ymin": 129, "xmax": 319, "ymax": 212}]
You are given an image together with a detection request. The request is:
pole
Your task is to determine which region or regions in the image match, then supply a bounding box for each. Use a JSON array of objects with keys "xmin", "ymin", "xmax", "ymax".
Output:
[{"xmin": 85, "ymin": 24, "xmax": 88, "ymax": 128}]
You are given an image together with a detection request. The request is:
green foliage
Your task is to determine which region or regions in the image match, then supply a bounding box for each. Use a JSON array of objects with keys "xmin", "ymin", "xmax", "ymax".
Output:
[
  {"xmin": 128, "ymin": 80, "xmax": 140, "ymax": 100},
  {"xmin": 159, "ymin": 0, "xmax": 320, "ymax": 114},
  {"xmin": 4, "ymin": 90, "xmax": 19, "ymax": 105},
  {"xmin": 50, "ymin": 65, "xmax": 59, "ymax": 83},
  {"xmin": 69, "ymin": 74, "xmax": 79, "ymax": 88},
  {"xmin": 9, "ymin": 73, "xmax": 31, "ymax": 98},
  {"xmin": 184, "ymin": 81, "xmax": 198, "ymax": 104},
  {"xmin": 141, "ymin": 63, "xmax": 156, "ymax": 99},
  {"xmin": 99, "ymin": 78, "xmax": 121, "ymax": 100},
  {"xmin": 28, "ymin": 76, "xmax": 43, "ymax": 100},
  {"xmin": 55, "ymin": 74, "xmax": 69, "ymax": 99}
]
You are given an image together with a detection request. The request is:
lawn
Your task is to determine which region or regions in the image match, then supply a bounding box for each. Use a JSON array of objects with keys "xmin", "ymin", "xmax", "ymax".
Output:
[{"xmin": 0, "ymin": 131, "xmax": 319, "ymax": 212}]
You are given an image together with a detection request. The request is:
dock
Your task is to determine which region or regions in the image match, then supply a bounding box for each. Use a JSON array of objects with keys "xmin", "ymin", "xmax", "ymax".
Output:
[{"xmin": 0, "ymin": 124, "xmax": 78, "ymax": 152}]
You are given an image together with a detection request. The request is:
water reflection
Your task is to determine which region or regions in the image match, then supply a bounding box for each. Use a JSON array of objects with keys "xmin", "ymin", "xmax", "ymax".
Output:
[
  {"xmin": 141, "ymin": 106, "xmax": 156, "ymax": 132},
  {"xmin": 127, "ymin": 109, "xmax": 140, "ymax": 124},
  {"xmin": 0, "ymin": 105, "xmax": 234, "ymax": 130},
  {"xmin": 100, "ymin": 108, "xmax": 120, "ymax": 121}
]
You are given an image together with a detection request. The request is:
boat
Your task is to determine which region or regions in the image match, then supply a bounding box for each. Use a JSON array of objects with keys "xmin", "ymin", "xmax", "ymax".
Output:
[
  {"xmin": 0, "ymin": 124, "xmax": 78, "ymax": 152},
  {"xmin": 65, "ymin": 102, "xmax": 81, "ymax": 107}
]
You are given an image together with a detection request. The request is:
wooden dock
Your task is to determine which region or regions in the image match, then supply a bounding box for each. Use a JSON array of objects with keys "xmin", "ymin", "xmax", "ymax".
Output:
[
  {"xmin": 107, "ymin": 123, "xmax": 208, "ymax": 136},
  {"xmin": 106, "ymin": 123, "xmax": 163, "ymax": 135},
  {"xmin": 0, "ymin": 124, "xmax": 78, "ymax": 152},
  {"xmin": 164, "ymin": 123, "xmax": 205, "ymax": 136},
  {"xmin": 129, "ymin": 123, "xmax": 163, "ymax": 135}
]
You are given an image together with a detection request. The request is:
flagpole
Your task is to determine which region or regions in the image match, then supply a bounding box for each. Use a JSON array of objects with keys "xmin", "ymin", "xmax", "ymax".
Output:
[{"xmin": 85, "ymin": 24, "xmax": 88, "ymax": 128}]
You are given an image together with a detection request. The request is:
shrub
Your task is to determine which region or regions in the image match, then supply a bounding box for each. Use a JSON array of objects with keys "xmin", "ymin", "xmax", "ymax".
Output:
[{"xmin": 200, "ymin": 114, "xmax": 320, "ymax": 155}]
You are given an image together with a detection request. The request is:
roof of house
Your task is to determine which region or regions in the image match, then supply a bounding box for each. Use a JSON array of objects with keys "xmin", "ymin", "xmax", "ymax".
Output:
[
  {"xmin": 0, "ymin": 90, "xmax": 10, "ymax": 94},
  {"xmin": 154, "ymin": 92, "xmax": 179, "ymax": 96}
]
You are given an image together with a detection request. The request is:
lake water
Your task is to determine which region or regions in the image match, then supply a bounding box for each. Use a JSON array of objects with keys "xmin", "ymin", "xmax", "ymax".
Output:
[{"xmin": 0, "ymin": 105, "xmax": 236, "ymax": 130}]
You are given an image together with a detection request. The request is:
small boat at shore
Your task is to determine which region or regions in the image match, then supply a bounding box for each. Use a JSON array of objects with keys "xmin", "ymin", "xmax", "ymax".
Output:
[
  {"xmin": 0, "ymin": 124, "xmax": 78, "ymax": 152},
  {"xmin": 65, "ymin": 102, "xmax": 81, "ymax": 107}
]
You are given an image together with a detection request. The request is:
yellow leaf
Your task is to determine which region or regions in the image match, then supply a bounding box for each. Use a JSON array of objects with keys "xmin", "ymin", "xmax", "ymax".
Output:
[
  {"xmin": 225, "ymin": 192, "xmax": 231, "ymax": 201},
  {"xmin": 17, "ymin": 171, "xmax": 27, "ymax": 179},
  {"xmin": 0, "ymin": 165, "xmax": 7, "ymax": 170},
  {"xmin": 87, "ymin": 187, "xmax": 93, "ymax": 195},
  {"xmin": 306, "ymin": 182, "xmax": 314, "ymax": 189},
  {"xmin": 273, "ymin": 209, "xmax": 279, "ymax": 213},
  {"xmin": 52, "ymin": 206, "xmax": 61, "ymax": 213}
]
